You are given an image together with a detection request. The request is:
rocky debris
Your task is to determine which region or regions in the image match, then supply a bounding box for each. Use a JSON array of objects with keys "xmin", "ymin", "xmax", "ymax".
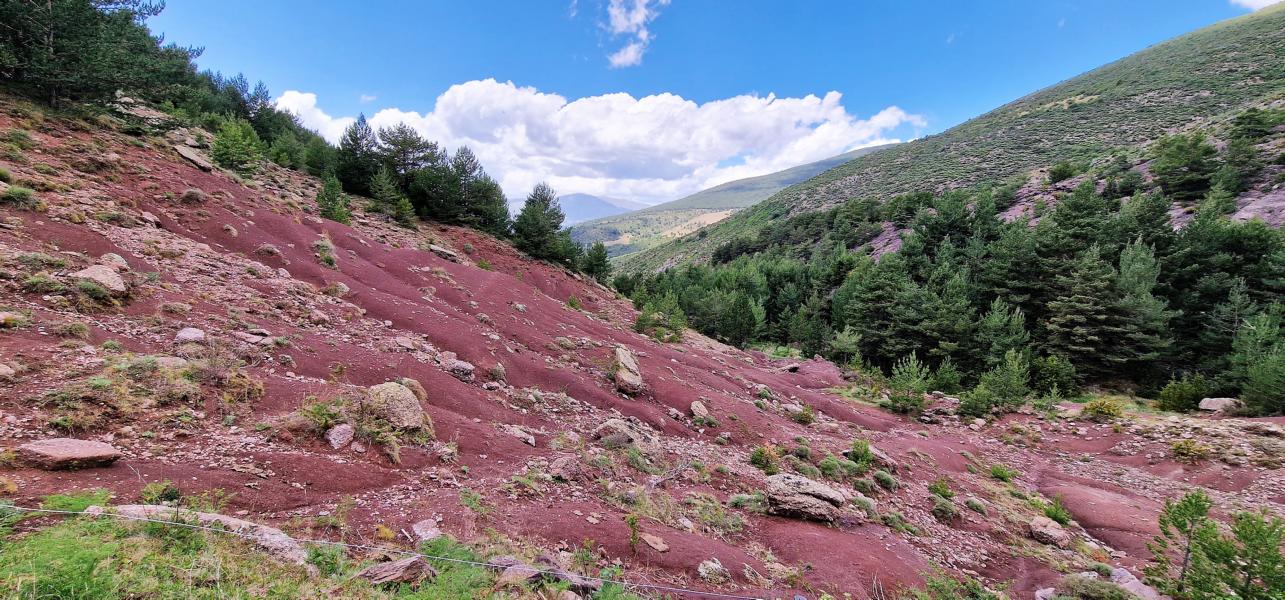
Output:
[
  {"xmin": 86, "ymin": 505, "xmax": 310, "ymax": 568},
  {"xmin": 231, "ymin": 331, "xmax": 274, "ymax": 346},
  {"xmin": 361, "ymin": 382, "xmax": 428, "ymax": 430},
  {"xmin": 18, "ymin": 438, "xmax": 121, "ymax": 470},
  {"xmin": 640, "ymin": 533, "xmax": 669, "ymax": 552},
  {"xmin": 500, "ymin": 424, "xmax": 536, "ymax": 446},
  {"xmin": 357, "ymin": 556, "xmax": 436, "ymax": 587},
  {"xmin": 308, "ymin": 309, "xmax": 330, "ymax": 325},
  {"xmin": 490, "ymin": 554, "xmax": 600, "ymax": 595},
  {"xmin": 174, "ymin": 327, "xmax": 206, "ymax": 344},
  {"xmin": 326, "ymin": 424, "xmax": 355, "ymax": 449},
  {"xmin": 613, "ymin": 346, "xmax": 643, "ymax": 394},
  {"xmin": 410, "ymin": 519, "xmax": 443, "ymax": 543},
  {"xmin": 764, "ymin": 473, "xmax": 847, "ymax": 522},
  {"xmin": 592, "ymin": 418, "xmax": 659, "ymax": 452},
  {"xmin": 690, "ymin": 400, "xmax": 710, "ymax": 419},
  {"xmin": 71, "ymin": 264, "xmax": 129, "ymax": 296},
  {"xmin": 427, "ymin": 244, "xmax": 461, "ymax": 263},
  {"xmin": 174, "ymin": 145, "xmax": 213, "ymax": 171},
  {"xmin": 1035, "ymin": 588, "xmax": 1055, "ymax": 600},
  {"xmin": 697, "ymin": 558, "xmax": 730, "ymax": 584},
  {"xmin": 1029, "ymin": 516, "xmax": 1073, "ymax": 548},
  {"xmin": 1198, "ymin": 397, "xmax": 1242, "ymax": 413},
  {"xmin": 440, "ymin": 353, "xmax": 475, "ymax": 382},
  {"xmin": 550, "ymin": 455, "xmax": 586, "ymax": 482},
  {"xmin": 1110, "ymin": 568, "xmax": 1164, "ymax": 600}
]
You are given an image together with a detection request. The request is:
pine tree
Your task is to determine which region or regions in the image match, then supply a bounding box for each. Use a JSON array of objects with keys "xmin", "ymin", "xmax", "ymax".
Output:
[
  {"xmin": 316, "ymin": 174, "xmax": 350, "ymax": 224},
  {"xmin": 1114, "ymin": 241, "xmax": 1175, "ymax": 374},
  {"xmin": 1044, "ymin": 245, "xmax": 1127, "ymax": 377},
  {"xmin": 335, "ymin": 115, "xmax": 380, "ymax": 195},
  {"xmin": 1146, "ymin": 490, "xmax": 1216, "ymax": 599},
  {"xmin": 1151, "ymin": 133, "xmax": 1218, "ymax": 202},
  {"xmin": 211, "ymin": 118, "xmax": 262, "ymax": 174},
  {"xmin": 368, "ymin": 165, "xmax": 403, "ymax": 216},
  {"xmin": 465, "ymin": 174, "xmax": 511, "ymax": 237},
  {"xmin": 512, "ymin": 183, "xmax": 567, "ymax": 261},
  {"xmin": 718, "ymin": 292, "xmax": 758, "ymax": 348},
  {"xmin": 922, "ymin": 270, "xmax": 975, "ymax": 366},
  {"xmin": 975, "ymin": 299, "xmax": 1030, "ymax": 371},
  {"xmin": 581, "ymin": 241, "xmax": 612, "ymax": 284},
  {"xmin": 377, "ymin": 123, "xmax": 439, "ymax": 182}
]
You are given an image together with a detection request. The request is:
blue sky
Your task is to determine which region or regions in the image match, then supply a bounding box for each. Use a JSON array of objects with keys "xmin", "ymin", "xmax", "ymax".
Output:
[{"xmin": 151, "ymin": 0, "xmax": 1275, "ymax": 204}]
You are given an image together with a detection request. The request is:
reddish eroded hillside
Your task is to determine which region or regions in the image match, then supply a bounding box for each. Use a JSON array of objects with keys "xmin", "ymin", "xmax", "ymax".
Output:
[{"xmin": 0, "ymin": 99, "xmax": 1281, "ymax": 599}]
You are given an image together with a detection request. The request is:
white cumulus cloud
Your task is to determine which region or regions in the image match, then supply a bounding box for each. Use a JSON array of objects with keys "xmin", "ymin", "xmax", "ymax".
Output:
[
  {"xmin": 276, "ymin": 79, "xmax": 925, "ymax": 206},
  {"xmin": 1230, "ymin": 0, "xmax": 1282, "ymax": 9},
  {"xmin": 604, "ymin": 0, "xmax": 669, "ymax": 68}
]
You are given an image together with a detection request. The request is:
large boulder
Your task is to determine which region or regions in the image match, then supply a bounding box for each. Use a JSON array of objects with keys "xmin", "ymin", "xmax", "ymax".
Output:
[
  {"xmin": 361, "ymin": 382, "xmax": 428, "ymax": 430},
  {"xmin": 174, "ymin": 327, "xmax": 206, "ymax": 344},
  {"xmin": 18, "ymin": 438, "xmax": 121, "ymax": 470},
  {"xmin": 1198, "ymin": 397, "xmax": 1243, "ymax": 413},
  {"xmin": 1029, "ymin": 516, "xmax": 1073, "ymax": 548},
  {"xmin": 1110, "ymin": 568, "xmax": 1165, "ymax": 600},
  {"xmin": 764, "ymin": 473, "xmax": 846, "ymax": 522},
  {"xmin": 613, "ymin": 346, "xmax": 643, "ymax": 394},
  {"xmin": 71, "ymin": 264, "xmax": 129, "ymax": 296}
]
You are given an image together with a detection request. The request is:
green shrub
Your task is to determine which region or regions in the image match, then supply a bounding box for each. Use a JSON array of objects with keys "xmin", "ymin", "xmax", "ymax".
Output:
[
  {"xmin": 1170, "ymin": 439, "xmax": 1212, "ymax": 464},
  {"xmin": 1053, "ymin": 575, "xmax": 1134, "ymax": 600},
  {"xmin": 22, "ymin": 273, "xmax": 64, "ymax": 293},
  {"xmin": 1047, "ymin": 161, "xmax": 1079, "ymax": 183},
  {"xmin": 40, "ymin": 489, "xmax": 111, "ymax": 512},
  {"xmin": 1036, "ymin": 496, "xmax": 1072, "ymax": 526},
  {"xmin": 853, "ymin": 478, "xmax": 877, "ymax": 495},
  {"xmin": 0, "ymin": 166, "xmax": 10, "ymax": 182},
  {"xmin": 1, "ymin": 185, "xmax": 36, "ymax": 207},
  {"xmin": 54, "ymin": 321, "xmax": 90, "ymax": 339},
  {"xmin": 990, "ymin": 463, "xmax": 1019, "ymax": 482},
  {"xmin": 873, "ymin": 470, "xmax": 898, "ymax": 491},
  {"xmin": 139, "ymin": 480, "xmax": 181, "ymax": 505},
  {"xmin": 305, "ymin": 544, "xmax": 346, "ymax": 576},
  {"xmin": 928, "ymin": 476, "xmax": 954, "ymax": 499},
  {"xmin": 749, "ymin": 445, "xmax": 779, "ymax": 475},
  {"xmin": 1156, "ymin": 373, "xmax": 1210, "ymax": 412},
  {"xmin": 1032, "ymin": 354, "xmax": 1078, "ymax": 396},
  {"xmin": 931, "ymin": 496, "xmax": 959, "ymax": 522},
  {"xmin": 1082, "ymin": 397, "xmax": 1125, "ymax": 422},
  {"xmin": 789, "ymin": 405, "xmax": 815, "ymax": 425},
  {"xmin": 965, "ymin": 498, "xmax": 987, "ymax": 515},
  {"xmin": 211, "ymin": 118, "xmax": 262, "ymax": 173}
]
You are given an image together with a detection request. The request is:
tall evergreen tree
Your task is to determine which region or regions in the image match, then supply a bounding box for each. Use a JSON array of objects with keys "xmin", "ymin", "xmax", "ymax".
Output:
[
  {"xmin": 335, "ymin": 115, "xmax": 380, "ymax": 195},
  {"xmin": 377, "ymin": 123, "xmax": 440, "ymax": 183},
  {"xmin": 1115, "ymin": 241, "xmax": 1176, "ymax": 375},
  {"xmin": 513, "ymin": 183, "xmax": 567, "ymax": 262},
  {"xmin": 1044, "ymin": 245, "xmax": 1126, "ymax": 377},
  {"xmin": 316, "ymin": 174, "xmax": 350, "ymax": 225},
  {"xmin": 580, "ymin": 241, "xmax": 612, "ymax": 284},
  {"xmin": 975, "ymin": 299, "xmax": 1030, "ymax": 371}
]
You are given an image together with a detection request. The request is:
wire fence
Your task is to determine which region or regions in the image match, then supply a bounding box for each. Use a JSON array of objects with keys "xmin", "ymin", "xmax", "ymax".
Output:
[{"xmin": 2, "ymin": 505, "xmax": 770, "ymax": 600}]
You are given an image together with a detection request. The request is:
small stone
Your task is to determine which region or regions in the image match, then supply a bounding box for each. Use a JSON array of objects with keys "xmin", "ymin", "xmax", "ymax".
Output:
[
  {"xmin": 174, "ymin": 327, "xmax": 206, "ymax": 344},
  {"xmin": 326, "ymin": 424, "xmax": 355, "ymax": 449},
  {"xmin": 690, "ymin": 400, "xmax": 710, "ymax": 419},
  {"xmin": 308, "ymin": 309, "xmax": 329, "ymax": 325},
  {"xmin": 411, "ymin": 519, "xmax": 443, "ymax": 543},
  {"xmin": 18, "ymin": 438, "xmax": 122, "ymax": 470},
  {"xmin": 641, "ymin": 533, "xmax": 669, "ymax": 552},
  {"xmin": 0, "ymin": 363, "xmax": 16, "ymax": 381},
  {"xmin": 697, "ymin": 558, "xmax": 730, "ymax": 584}
]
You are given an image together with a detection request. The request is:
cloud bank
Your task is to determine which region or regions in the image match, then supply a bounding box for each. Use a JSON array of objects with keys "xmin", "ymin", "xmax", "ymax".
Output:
[{"xmin": 276, "ymin": 79, "xmax": 924, "ymax": 205}]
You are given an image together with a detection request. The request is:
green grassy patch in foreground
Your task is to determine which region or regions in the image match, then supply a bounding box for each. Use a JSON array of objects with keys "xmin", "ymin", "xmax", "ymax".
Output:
[{"xmin": 0, "ymin": 509, "xmax": 642, "ymax": 599}]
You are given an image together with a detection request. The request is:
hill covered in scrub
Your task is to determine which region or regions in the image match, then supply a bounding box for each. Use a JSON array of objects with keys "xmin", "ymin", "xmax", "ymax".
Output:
[
  {"xmin": 620, "ymin": 3, "xmax": 1285, "ymax": 274},
  {"xmin": 570, "ymin": 145, "xmax": 892, "ymax": 258},
  {"xmin": 0, "ymin": 3, "xmax": 1283, "ymax": 600}
]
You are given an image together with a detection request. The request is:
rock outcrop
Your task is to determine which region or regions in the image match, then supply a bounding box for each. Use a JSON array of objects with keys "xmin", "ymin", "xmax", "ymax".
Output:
[
  {"xmin": 764, "ymin": 473, "xmax": 847, "ymax": 522},
  {"xmin": 613, "ymin": 345, "xmax": 643, "ymax": 394},
  {"xmin": 18, "ymin": 438, "xmax": 121, "ymax": 470}
]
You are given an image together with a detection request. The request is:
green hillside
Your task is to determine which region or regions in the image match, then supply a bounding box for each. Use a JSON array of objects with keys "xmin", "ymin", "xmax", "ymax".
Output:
[
  {"xmin": 569, "ymin": 144, "xmax": 892, "ymax": 257},
  {"xmin": 620, "ymin": 3, "xmax": 1285, "ymax": 274}
]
